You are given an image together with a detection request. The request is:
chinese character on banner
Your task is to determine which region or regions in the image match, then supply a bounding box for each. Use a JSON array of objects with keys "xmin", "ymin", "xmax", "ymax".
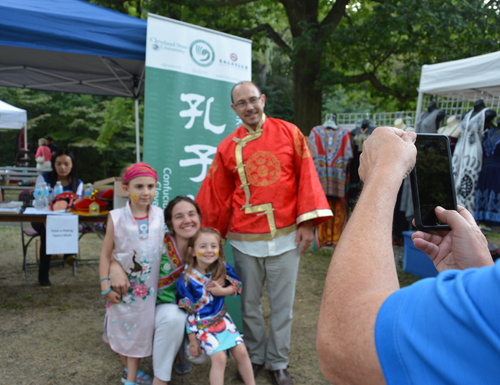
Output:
[
  {"xmin": 179, "ymin": 93, "xmax": 204, "ymax": 129},
  {"xmin": 179, "ymin": 93, "xmax": 226, "ymax": 134},
  {"xmin": 178, "ymin": 93, "xmax": 228, "ymax": 184},
  {"xmin": 179, "ymin": 144, "xmax": 217, "ymax": 182}
]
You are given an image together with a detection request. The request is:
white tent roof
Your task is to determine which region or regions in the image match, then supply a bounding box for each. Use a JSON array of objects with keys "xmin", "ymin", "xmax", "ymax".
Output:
[
  {"xmin": 419, "ymin": 51, "xmax": 500, "ymax": 100},
  {"xmin": 0, "ymin": 100, "xmax": 27, "ymax": 129}
]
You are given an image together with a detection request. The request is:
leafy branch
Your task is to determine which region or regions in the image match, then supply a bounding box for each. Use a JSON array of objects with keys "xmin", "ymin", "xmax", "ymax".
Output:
[
  {"xmin": 345, "ymin": 72, "xmax": 405, "ymax": 103},
  {"xmin": 224, "ymin": 23, "xmax": 291, "ymax": 52}
]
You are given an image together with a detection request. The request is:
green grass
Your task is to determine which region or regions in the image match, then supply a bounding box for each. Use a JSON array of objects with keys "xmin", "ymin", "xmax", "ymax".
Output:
[
  {"xmin": 487, "ymin": 232, "xmax": 500, "ymax": 244},
  {"xmin": 0, "ymin": 223, "xmax": 424, "ymax": 385}
]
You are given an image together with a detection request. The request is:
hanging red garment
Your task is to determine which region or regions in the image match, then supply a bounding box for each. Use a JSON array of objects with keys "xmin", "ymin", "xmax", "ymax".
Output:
[
  {"xmin": 313, "ymin": 196, "xmax": 348, "ymax": 248},
  {"xmin": 308, "ymin": 125, "xmax": 353, "ymax": 249},
  {"xmin": 307, "ymin": 125, "xmax": 353, "ymax": 197}
]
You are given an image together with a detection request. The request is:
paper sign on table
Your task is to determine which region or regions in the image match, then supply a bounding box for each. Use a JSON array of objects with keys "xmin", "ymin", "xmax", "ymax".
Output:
[
  {"xmin": 24, "ymin": 207, "xmax": 73, "ymax": 215},
  {"xmin": 46, "ymin": 215, "xmax": 79, "ymax": 254}
]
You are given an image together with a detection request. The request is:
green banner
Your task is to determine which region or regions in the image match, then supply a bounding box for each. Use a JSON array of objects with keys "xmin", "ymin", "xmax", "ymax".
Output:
[
  {"xmin": 144, "ymin": 68, "xmax": 238, "ymax": 205},
  {"xmin": 144, "ymin": 15, "xmax": 252, "ymax": 332}
]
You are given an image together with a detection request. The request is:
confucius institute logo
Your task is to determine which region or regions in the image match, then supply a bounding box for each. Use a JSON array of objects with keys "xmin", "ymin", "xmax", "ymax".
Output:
[{"xmin": 189, "ymin": 40, "xmax": 215, "ymax": 67}]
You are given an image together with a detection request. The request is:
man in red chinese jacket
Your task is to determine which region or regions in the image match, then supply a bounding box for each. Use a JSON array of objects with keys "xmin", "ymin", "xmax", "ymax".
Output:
[{"xmin": 196, "ymin": 81, "xmax": 332, "ymax": 385}]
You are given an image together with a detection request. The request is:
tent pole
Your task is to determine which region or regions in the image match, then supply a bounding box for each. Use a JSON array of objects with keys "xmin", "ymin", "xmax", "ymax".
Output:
[
  {"xmin": 135, "ymin": 98, "xmax": 140, "ymax": 163},
  {"xmin": 24, "ymin": 123, "xmax": 28, "ymax": 165},
  {"xmin": 416, "ymin": 88, "xmax": 424, "ymax": 121},
  {"xmin": 24, "ymin": 123, "xmax": 27, "ymax": 151}
]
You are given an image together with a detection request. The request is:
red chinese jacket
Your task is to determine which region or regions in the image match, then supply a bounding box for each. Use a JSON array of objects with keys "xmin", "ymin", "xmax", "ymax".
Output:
[{"xmin": 196, "ymin": 115, "xmax": 332, "ymax": 241}]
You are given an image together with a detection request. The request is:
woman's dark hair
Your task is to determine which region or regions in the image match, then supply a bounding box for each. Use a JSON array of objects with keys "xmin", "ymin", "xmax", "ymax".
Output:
[
  {"xmin": 184, "ymin": 228, "xmax": 226, "ymax": 284},
  {"xmin": 48, "ymin": 149, "xmax": 79, "ymax": 193},
  {"xmin": 164, "ymin": 195, "xmax": 202, "ymax": 232}
]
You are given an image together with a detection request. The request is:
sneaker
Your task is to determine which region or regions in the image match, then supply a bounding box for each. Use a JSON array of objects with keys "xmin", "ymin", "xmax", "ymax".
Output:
[
  {"xmin": 174, "ymin": 362, "xmax": 193, "ymax": 375},
  {"xmin": 121, "ymin": 369, "xmax": 153, "ymax": 385}
]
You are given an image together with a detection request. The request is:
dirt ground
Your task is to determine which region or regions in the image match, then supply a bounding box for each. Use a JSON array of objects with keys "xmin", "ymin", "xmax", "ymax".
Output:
[{"xmin": 0, "ymin": 224, "xmax": 419, "ymax": 385}]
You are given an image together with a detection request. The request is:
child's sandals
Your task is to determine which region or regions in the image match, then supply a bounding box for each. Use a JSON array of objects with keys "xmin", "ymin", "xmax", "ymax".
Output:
[{"xmin": 121, "ymin": 368, "xmax": 153, "ymax": 385}]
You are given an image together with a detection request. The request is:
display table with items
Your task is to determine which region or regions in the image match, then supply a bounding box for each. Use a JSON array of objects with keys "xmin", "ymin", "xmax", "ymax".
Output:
[{"xmin": 0, "ymin": 190, "xmax": 108, "ymax": 281}]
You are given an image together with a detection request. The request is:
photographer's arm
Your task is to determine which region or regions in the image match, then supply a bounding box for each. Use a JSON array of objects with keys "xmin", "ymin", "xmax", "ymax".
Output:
[{"xmin": 317, "ymin": 127, "xmax": 417, "ymax": 385}]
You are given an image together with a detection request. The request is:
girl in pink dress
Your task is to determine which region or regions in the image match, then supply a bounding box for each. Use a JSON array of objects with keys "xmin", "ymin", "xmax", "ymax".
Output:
[{"xmin": 99, "ymin": 163, "xmax": 164, "ymax": 385}]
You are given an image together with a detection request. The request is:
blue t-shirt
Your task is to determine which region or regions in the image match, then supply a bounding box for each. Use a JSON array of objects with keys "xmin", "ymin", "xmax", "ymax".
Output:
[{"xmin": 375, "ymin": 261, "xmax": 500, "ymax": 384}]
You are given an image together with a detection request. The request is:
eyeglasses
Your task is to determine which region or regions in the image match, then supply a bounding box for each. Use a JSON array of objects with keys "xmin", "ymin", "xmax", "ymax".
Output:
[{"xmin": 234, "ymin": 95, "xmax": 262, "ymax": 109}]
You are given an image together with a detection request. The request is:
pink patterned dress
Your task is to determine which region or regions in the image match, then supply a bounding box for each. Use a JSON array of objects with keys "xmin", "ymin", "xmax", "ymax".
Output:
[{"xmin": 103, "ymin": 201, "xmax": 164, "ymax": 357}]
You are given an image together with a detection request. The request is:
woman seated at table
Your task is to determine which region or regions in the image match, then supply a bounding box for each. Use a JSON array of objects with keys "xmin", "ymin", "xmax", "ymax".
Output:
[{"xmin": 32, "ymin": 149, "xmax": 83, "ymax": 288}]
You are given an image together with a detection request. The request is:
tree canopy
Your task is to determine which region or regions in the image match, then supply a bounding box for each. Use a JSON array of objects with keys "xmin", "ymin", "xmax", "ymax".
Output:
[
  {"xmin": 1, "ymin": 0, "xmax": 499, "ymax": 179},
  {"xmin": 93, "ymin": 0, "xmax": 500, "ymax": 134}
]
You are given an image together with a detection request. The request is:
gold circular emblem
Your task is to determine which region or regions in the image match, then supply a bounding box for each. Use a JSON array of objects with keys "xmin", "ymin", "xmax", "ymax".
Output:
[
  {"xmin": 245, "ymin": 151, "xmax": 281, "ymax": 187},
  {"xmin": 207, "ymin": 157, "xmax": 218, "ymax": 178}
]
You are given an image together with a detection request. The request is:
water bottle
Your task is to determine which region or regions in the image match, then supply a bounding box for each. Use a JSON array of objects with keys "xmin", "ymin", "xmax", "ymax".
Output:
[
  {"xmin": 84, "ymin": 183, "xmax": 93, "ymax": 198},
  {"xmin": 45, "ymin": 183, "xmax": 52, "ymax": 203},
  {"xmin": 34, "ymin": 182, "xmax": 46, "ymax": 210},
  {"xmin": 42, "ymin": 182, "xmax": 50, "ymax": 208},
  {"xmin": 54, "ymin": 181, "xmax": 63, "ymax": 196}
]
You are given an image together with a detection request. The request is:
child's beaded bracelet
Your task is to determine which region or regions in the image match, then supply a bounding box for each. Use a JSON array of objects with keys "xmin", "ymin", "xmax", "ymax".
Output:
[
  {"xmin": 101, "ymin": 288, "xmax": 112, "ymax": 295},
  {"xmin": 100, "ymin": 277, "xmax": 112, "ymax": 295}
]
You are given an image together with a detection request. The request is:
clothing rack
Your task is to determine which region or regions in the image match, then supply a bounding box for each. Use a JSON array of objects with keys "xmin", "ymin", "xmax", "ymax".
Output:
[
  {"xmin": 421, "ymin": 93, "xmax": 500, "ymax": 128},
  {"xmin": 416, "ymin": 51, "xmax": 500, "ymax": 125},
  {"xmin": 336, "ymin": 111, "xmax": 415, "ymax": 131}
]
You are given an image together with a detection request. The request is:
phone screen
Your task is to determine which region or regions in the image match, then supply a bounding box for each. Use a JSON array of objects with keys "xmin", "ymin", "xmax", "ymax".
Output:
[{"xmin": 413, "ymin": 135, "xmax": 456, "ymax": 227}]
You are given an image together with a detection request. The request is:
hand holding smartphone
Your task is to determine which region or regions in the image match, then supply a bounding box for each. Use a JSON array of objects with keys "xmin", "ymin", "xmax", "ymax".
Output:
[{"xmin": 410, "ymin": 134, "xmax": 458, "ymax": 231}]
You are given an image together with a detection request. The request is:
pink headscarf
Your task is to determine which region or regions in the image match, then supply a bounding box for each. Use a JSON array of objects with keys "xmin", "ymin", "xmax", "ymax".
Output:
[{"xmin": 122, "ymin": 162, "xmax": 158, "ymax": 184}]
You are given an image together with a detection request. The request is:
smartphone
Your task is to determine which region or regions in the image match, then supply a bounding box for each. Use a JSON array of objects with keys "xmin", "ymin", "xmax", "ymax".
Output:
[{"xmin": 410, "ymin": 134, "xmax": 458, "ymax": 231}]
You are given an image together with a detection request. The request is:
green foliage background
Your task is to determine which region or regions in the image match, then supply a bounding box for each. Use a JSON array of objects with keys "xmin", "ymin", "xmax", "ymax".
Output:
[
  {"xmin": 0, "ymin": 87, "xmax": 141, "ymax": 183},
  {"xmin": 1, "ymin": 0, "xmax": 499, "ymax": 182}
]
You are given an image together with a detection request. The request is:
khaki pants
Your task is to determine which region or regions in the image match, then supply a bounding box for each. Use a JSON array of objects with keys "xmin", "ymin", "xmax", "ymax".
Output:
[{"xmin": 232, "ymin": 246, "xmax": 300, "ymax": 370}]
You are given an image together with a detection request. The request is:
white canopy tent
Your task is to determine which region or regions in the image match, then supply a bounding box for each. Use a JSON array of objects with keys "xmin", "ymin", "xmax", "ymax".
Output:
[
  {"xmin": 0, "ymin": 100, "xmax": 27, "ymax": 129},
  {"xmin": 416, "ymin": 51, "xmax": 500, "ymax": 117},
  {"xmin": 0, "ymin": 100, "xmax": 27, "ymax": 150}
]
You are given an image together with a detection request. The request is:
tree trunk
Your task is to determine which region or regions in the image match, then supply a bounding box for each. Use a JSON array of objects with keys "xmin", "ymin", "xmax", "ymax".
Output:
[{"xmin": 293, "ymin": 54, "xmax": 322, "ymax": 136}]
